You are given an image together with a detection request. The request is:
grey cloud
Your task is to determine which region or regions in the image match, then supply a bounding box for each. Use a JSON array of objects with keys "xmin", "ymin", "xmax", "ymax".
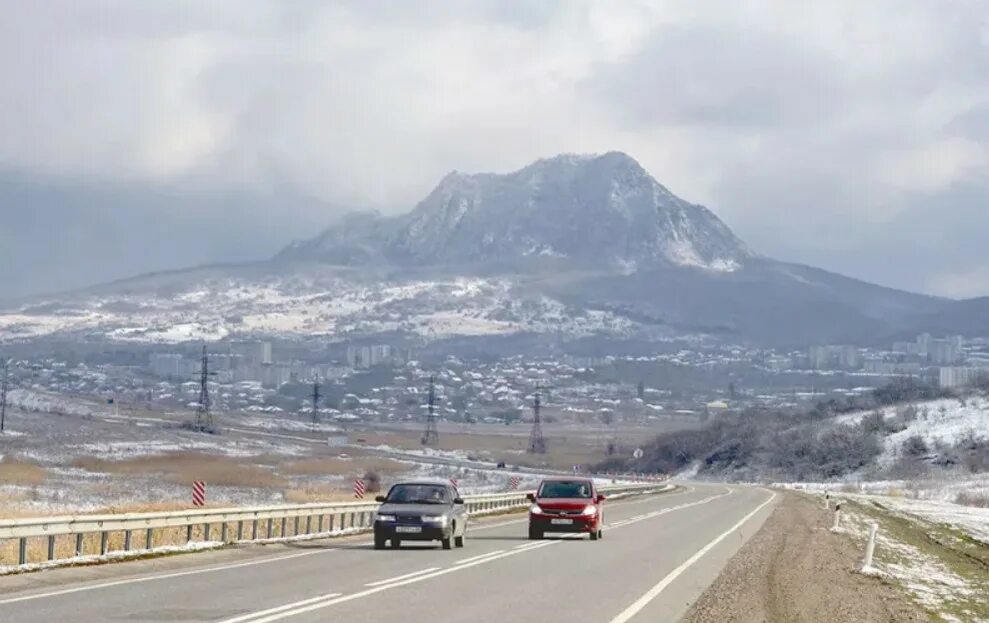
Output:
[
  {"xmin": 582, "ymin": 25, "xmax": 844, "ymax": 128},
  {"xmin": 1, "ymin": 1, "xmax": 989, "ymax": 299}
]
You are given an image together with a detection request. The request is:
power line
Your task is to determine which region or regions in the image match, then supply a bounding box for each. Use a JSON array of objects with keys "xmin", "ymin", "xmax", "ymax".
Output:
[
  {"xmin": 0, "ymin": 359, "xmax": 8, "ymax": 434},
  {"xmin": 421, "ymin": 375, "xmax": 439, "ymax": 446},
  {"xmin": 311, "ymin": 381, "xmax": 320, "ymax": 430},
  {"xmin": 528, "ymin": 386, "xmax": 547, "ymax": 454},
  {"xmin": 194, "ymin": 345, "xmax": 217, "ymax": 433}
]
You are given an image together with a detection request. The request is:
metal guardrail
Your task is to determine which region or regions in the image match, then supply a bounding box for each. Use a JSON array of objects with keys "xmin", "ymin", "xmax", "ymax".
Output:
[{"xmin": 0, "ymin": 482, "xmax": 669, "ymax": 568}]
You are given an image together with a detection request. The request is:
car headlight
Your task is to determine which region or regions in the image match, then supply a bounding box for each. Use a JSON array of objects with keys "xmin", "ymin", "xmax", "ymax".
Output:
[
  {"xmin": 529, "ymin": 504, "xmax": 544, "ymax": 514},
  {"xmin": 580, "ymin": 505, "xmax": 597, "ymax": 516},
  {"xmin": 422, "ymin": 515, "xmax": 448, "ymax": 526},
  {"xmin": 376, "ymin": 514, "xmax": 396, "ymax": 522}
]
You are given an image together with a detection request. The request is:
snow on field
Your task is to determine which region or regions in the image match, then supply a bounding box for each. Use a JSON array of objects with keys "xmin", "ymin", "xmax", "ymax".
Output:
[
  {"xmin": 7, "ymin": 389, "xmax": 102, "ymax": 417},
  {"xmin": 782, "ymin": 479, "xmax": 989, "ymax": 545},
  {"xmin": 839, "ymin": 509, "xmax": 981, "ymax": 619}
]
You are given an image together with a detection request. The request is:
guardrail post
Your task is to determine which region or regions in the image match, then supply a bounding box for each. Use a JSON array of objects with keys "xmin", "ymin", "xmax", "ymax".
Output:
[
  {"xmin": 329, "ymin": 514, "xmax": 335, "ymax": 532},
  {"xmin": 48, "ymin": 535, "xmax": 56, "ymax": 561},
  {"xmin": 317, "ymin": 515, "xmax": 324, "ymax": 533},
  {"xmin": 146, "ymin": 528, "xmax": 153, "ymax": 549},
  {"xmin": 831, "ymin": 503, "xmax": 842, "ymax": 532},
  {"xmin": 75, "ymin": 533, "xmax": 84, "ymax": 556},
  {"xmin": 294, "ymin": 516, "xmax": 300, "ymax": 536},
  {"xmin": 222, "ymin": 522, "xmax": 228, "ymax": 543},
  {"xmin": 237, "ymin": 521, "xmax": 244, "ymax": 541},
  {"xmin": 186, "ymin": 525, "xmax": 193, "ymax": 543},
  {"xmin": 267, "ymin": 518, "xmax": 273, "ymax": 538},
  {"xmin": 251, "ymin": 519, "xmax": 258, "ymax": 540},
  {"xmin": 18, "ymin": 537, "xmax": 27, "ymax": 565},
  {"xmin": 124, "ymin": 530, "xmax": 132, "ymax": 551},
  {"xmin": 204, "ymin": 523, "xmax": 211, "ymax": 541},
  {"xmin": 306, "ymin": 516, "xmax": 312, "ymax": 535},
  {"xmin": 100, "ymin": 532, "xmax": 108, "ymax": 556}
]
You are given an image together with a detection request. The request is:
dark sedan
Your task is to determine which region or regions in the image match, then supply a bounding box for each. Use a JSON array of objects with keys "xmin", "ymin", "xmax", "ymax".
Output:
[{"xmin": 373, "ymin": 480, "xmax": 468, "ymax": 550}]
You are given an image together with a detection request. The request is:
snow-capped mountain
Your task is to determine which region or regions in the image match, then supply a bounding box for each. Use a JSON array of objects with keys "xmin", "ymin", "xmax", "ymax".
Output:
[
  {"xmin": 279, "ymin": 152, "xmax": 750, "ymax": 272},
  {"xmin": 0, "ymin": 152, "xmax": 959, "ymax": 348}
]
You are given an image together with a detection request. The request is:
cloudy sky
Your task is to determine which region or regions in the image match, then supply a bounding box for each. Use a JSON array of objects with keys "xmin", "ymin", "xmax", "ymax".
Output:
[{"xmin": 2, "ymin": 0, "xmax": 988, "ymax": 299}]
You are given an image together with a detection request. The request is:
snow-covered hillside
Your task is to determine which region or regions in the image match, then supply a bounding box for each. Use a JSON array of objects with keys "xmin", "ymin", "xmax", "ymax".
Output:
[
  {"xmin": 838, "ymin": 396, "xmax": 989, "ymax": 468},
  {"xmin": 0, "ymin": 274, "xmax": 639, "ymax": 343}
]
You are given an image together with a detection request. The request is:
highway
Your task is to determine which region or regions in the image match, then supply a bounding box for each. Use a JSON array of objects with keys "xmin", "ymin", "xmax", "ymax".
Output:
[{"xmin": 0, "ymin": 484, "xmax": 776, "ymax": 623}]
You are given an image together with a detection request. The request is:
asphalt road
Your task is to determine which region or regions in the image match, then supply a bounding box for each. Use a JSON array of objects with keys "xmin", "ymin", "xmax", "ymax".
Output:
[{"xmin": 0, "ymin": 484, "xmax": 777, "ymax": 623}]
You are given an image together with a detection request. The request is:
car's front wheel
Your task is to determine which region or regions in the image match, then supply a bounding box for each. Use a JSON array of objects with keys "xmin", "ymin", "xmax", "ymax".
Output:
[
  {"xmin": 374, "ymin": 534, "xmax": 386, "ymax": 550},
  {"xmin": 441, "ymin": 534, "xmax": 453, "ymax": 550},
  {"xmin": 455, "ymin": 531, "xmax": 465, "ymax": 548},
  {"xmin": 528, "ymin": 525, "xmax": 543, "ymax": 540}
]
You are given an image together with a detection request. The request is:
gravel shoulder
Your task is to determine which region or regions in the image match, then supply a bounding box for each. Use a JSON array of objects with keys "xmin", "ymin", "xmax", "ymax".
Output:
[{"xmin": 682, "ymin": 490, "xmax": 932, "ymax": 623}]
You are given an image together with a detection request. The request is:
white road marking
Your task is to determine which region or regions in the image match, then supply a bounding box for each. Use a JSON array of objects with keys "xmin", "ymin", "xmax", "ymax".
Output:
[
  {"xmin": 0, "ymin": 549, "xmax": 338, "ymax": 606},
  {"xmin": 607, "ymin": 490, "xmax": 778, "ymax": 623},
  {"xmin": 364, "ymin": 567, "xmax": 441, "ymax": 587},
  {"xmin": 0, "ymin": 484, "xmax": 688, "ymax": 606},
  {"xmin": 217, "ymin": 541, "xmax": 561, "ymax": 623},
  {"xmin": 454, "ymin": 551, "xmax": 505, "ymax": 565},
  {"xmin": 220, "ymin": 593, "xmax": 342, "ymax": 623}
]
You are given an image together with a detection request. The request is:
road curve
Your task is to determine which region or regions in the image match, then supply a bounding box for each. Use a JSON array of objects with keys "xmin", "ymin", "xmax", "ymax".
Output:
[{"xmin": 0, "ymin": 484, "xmax": 777, "ymax": 623}]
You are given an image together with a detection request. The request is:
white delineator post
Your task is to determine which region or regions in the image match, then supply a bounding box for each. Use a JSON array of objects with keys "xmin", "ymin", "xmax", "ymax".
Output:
[
  {"xmin": 831, "ymin": 502, "xmax": 842, "ymax": 532},
  {"xmin": 823, "ymin": 491, "xmax": 830, "ymax": 510},
  {"xmin": 861, "ymin": 522, "xmax": 879, "ymax": 573}
]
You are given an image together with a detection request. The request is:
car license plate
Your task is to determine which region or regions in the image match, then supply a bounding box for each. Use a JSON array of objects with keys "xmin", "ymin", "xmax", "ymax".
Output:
[
  {"xmin": 550, "ymin": 518, "xmax": 573, "ymax": 525},
  {"xmin": 396, "ymin": 526, "xmax": 422, "ymax": 533}
]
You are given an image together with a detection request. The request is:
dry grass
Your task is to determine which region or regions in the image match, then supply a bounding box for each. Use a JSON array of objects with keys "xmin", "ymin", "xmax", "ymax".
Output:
[
  {"xmin": 0, "ymin": 456, "xmax": 48, "ymax": 487},
  {"xmin": 280, "ymin": 456, "xmax": 407, "ymax": 477},
  {"xmin": 282, "ymin": 485, "xmax": 363, "ymax": 504},
  {"xmin": 954, "ymin": 491, "xmax": 989, "ymax": 508},
  {"xmin": 70, "ymin": 452, "xmax": 287, "ymax": 488}
]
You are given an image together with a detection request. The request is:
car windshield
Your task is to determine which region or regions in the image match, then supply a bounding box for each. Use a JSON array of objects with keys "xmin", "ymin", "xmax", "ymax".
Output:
[
  {"xmin": 385, "ymin": 484, "xmax": 450, "ymax": 504},
  {"xmin": 538, "ymin": 481, "xmax": 592, "ymax": 499}
]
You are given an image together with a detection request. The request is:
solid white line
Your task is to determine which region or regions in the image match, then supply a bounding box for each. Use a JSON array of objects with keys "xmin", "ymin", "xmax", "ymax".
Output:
[
  {"xmin": 363, "ymin": 567, "xmax": 440, "ymax": 587},
  {"xmin": 0, "ymin": 483, "xmax": 685, "ymax": 606},
  {"xmin": 607, "ymin": 490, "xmax": 778, "ymax": 623},
  {"xmin": 0, "ymin": 549, "xmax": 337, "ymax": 606},
  {"xmin": 217, "ymin": 541, "xmax": 561, "ymax": 623},
  {"xmin": 454, "ymin": 551, "xmax": 505, "ymax": 565},
  {"xmin": 221, "ymin": 593, "xmax": 343, "ymax": 623}
]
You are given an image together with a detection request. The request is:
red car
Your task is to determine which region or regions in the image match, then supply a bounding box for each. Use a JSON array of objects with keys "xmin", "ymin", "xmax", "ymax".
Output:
[{"xmin": 527, "ymin": 478, "xmax": 605, "ymax": 541}]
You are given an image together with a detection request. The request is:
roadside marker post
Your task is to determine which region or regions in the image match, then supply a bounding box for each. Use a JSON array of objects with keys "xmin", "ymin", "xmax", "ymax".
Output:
[
  {"xmin": 450, "ymin": 478, "xmax": 459, "ymax": 490},
  {"xmin": 353, "ymin": 479, "xmax": 366, "ymax": 499},
  {"xmin": 861, "ymin": 522, "xmax": 879, "ymax": 573},
  {"xmin": 831, "ymin": 502, "xmax": 842, "ymax": 532},
  {"xmin": 508, "ymin": 476, "xmax": 521, "ymax": 490},
  {"xmin": 192, "ymin": 481, "xmax": 206, "ymax": 507}
]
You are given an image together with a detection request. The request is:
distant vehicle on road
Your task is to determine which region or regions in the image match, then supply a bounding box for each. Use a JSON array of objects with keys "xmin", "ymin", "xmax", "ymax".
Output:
[
  {"xmin": 496, "ymin": 461, "xmax": 506, "ymax": 468},
  {"xmin": 527, "ymin": 477, "xmax": 604, "ymax": 541},
  {"xmin": 373, "ymin": 479, "xmax": 467, "ymax": 550}
]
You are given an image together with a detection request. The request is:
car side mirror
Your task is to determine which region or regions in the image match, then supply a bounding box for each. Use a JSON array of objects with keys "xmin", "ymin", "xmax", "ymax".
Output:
[
  {"xmin": 453, "ymin": 497, "xmax": 464, "ymax": 505},
  {"xmin": 375, "ymin": 495, "xmax": 387, "ymax": 503},
  {"xmin": 526, "ymin": 493, "xmax": 536, "ymax": 502}
]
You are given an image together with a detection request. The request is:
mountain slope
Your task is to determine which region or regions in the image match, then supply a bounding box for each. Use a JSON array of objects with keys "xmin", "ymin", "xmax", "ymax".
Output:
[
  {"xmin": 279, "ymin": 152, "xmax": 750, "ymax": 271},
  {"xmin": 0, "ymin": 152, "xmax": 956, "ymax": 347}
]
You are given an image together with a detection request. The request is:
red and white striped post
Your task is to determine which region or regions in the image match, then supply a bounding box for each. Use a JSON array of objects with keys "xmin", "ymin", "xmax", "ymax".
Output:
[
  {"xmin": 508, "ymin": 476, "xmax": 521, "ymax": 490},
  {"xmin": 192, "ymin": 481, "xmax": 206, "ymax": 507},
  {"xmin": 449, "ymin": 478, "xmax": 459, "ymax": 490},
  {"xmin": 353, "ymin": 479, "xmax": 366, "ymax": 499}
]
